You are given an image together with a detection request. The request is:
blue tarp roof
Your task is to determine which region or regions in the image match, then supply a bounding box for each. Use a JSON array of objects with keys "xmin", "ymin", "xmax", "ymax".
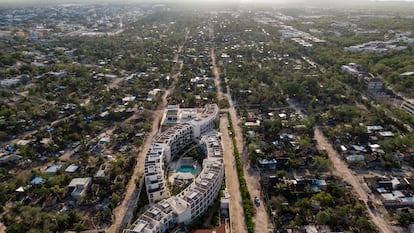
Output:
[{"xmin": 31, "ymin": 177, "xmax": 44, "ymax": 185}]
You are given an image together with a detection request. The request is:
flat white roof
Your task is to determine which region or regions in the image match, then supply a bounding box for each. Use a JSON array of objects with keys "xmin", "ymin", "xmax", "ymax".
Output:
[
  {"xmin": 65, "ymin": 164, "xmax": 79, "ymax": 173},
  {"xmin": 46, "ymin": 164, "xmax": 62, "ymax": 173},
  {"xmin": 369, "ymin": 144, "xmax": 380, "ymax": 149},
  {"xmin": 133, "ymin": 221, "xmax": 147, "ymax": 232},
  {"xmin": 200, "ymin": 181, "xmax": 209, "ymax": 186},
  {"xmin": 161, "ymin": 202, "xmax": 170, "ymax": 208},
  {"xmin": 68, "ymin": 177, "xmax": 91, "ymax": 187},
  {"xmin": 392, "ymin": 190, "xmax": 405, "ymax": 198},
  {"xmin": 147, "ymin": 167, "xmax": 156, "ymax": 173},
  {"xmin": 206, "ymin": 173, "xmax": 215, "ymax": 180},
  {"xmin": 379, "ymin": 131, "xmax": 394, "ymax": 137},
  {"xmin": 150, "ymin": 183, "xmax": 160, "ymax": 189},
  {"xmin": 169, "ymin": 197, "xmax": 189, "ymax": 213},
  {"xmin": 382, "ymin": 193, "xmax": 397, "ymax": 201},
  {"xmin": 401, "ymin": 71, "xmax": 414, "ymax": 76},
  {"xmin": 188, "ymin": 191, "xmax": 199, "ymax": 199},
  {"xmin": 147, "ymin": 175, "xmax": 158, "ymax": 181},
  {"xmin": 151, "ymin": 209, "xmax": 160, "ymax": 216}
]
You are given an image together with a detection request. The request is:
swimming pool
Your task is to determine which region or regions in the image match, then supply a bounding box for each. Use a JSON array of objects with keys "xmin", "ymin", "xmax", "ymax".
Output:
[{"xmin": 176, "ymin": 165, "xmax": 196, "ymax": 175}]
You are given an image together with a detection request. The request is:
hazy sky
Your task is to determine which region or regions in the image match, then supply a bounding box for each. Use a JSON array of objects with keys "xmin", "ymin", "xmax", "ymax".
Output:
[
  {"xmin": 0, "ymin": 0, "xmax": 414, "ymax": 5},
  {"xmin": 0, "ymin": 0, "xmax": 412, "ymax": 2}
]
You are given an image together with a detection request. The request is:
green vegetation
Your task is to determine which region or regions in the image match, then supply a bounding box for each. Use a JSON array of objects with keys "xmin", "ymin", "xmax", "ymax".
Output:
[
  {"xmin": 227, "ymin": 113, "xmax": 254, "ymax": 233},
  {"xmin": 186, "ymin": 197, "xmax": 221, "ymax": 230},
  {"xmin": 4, "ymin": 206, "xmax": 82, "ymax": 233},
  {"xmin": 132, "ymin": 179, "xmax": 149, "ymax": 221},
  {"xmin": 1, "ymin": 2, "xmax": 414, "ymax": 231},
  {"xmin": 0, "ymin": 6, "xmax": 189, "ymax": 231}
]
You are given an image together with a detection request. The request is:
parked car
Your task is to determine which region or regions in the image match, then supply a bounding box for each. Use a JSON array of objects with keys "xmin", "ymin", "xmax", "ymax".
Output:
[{"xmin": 254, "ymin": 196, "xmax": 260, "ymax": 206}]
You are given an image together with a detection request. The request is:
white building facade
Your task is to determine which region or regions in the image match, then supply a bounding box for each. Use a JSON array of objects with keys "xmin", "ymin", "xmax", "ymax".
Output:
[{"xmin": 124, "ymin": 105, "xmax": 223, "ymax": 233}]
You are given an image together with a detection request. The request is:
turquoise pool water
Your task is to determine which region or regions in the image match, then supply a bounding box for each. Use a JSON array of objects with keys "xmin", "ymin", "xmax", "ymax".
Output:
[{"xmin": 176, "ymin": 165, "xmax": 196, "ymax": 175}]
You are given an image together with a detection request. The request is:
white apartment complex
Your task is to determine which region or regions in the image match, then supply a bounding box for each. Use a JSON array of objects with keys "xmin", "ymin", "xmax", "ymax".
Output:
[
  {"xmin": 190, "ymin": 104, "xmax": 218, "ymax": 138},
  {"xmin": 124, "ymin": 200, "xmax": 178, "ymax": 233},
  {"xmin": 144, "ymin": 143, "xmax": 170, "ymax": 203},
  {"xmin": 144, "ymin": 105, "xmax": 218, "ymax": 204},
  {"xmin": 169, "ymin": 157, "xmax": 224, "ymax": 224},
  {"xmin": 124, "ymin": 105, "xmax": 223, "ymax": 233}
]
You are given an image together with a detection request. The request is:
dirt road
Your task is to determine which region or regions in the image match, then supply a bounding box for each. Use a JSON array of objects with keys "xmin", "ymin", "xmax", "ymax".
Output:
[
  {"xmin": 211, "ymin": 46, "xmax": 273, "ymax": 233},
  {"xmin": 219, "ymin": 115, "xmax": 248, "ymax": 233},
  {"xmin": 286, "ymin": 98, "xmax": 398, "ymax": 233},
  {"xmin": 228, "ymin": 104, "xmax": 273, "ymax": 233},
  {"xmin": 314, "ymin": 127, "xmax": 399, "ymax": 233},
  {"xmin": 107, "ymin": 45, "xmax": 185, "ymax": 233},
  {"xmin": 107, "ymin": 110, "xmax": 163, "ymax": 233}
]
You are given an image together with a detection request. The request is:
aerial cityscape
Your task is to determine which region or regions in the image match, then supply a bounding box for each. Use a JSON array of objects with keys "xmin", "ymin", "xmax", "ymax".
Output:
[{"xmin": 0, "ymin": 1, "xmax": 414, "ymax": 233}]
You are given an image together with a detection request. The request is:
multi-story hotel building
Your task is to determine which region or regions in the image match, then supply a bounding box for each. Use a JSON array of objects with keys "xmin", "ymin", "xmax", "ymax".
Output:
[
  {"xmin": 144, "ymin": 143, "xmax": 170, "ymax": 203},
  {"xmin": 190, "ymin": 104, "xmax": 218, "ymax": 138},
  {"xmin": 124, "ymin": 104, "xmax": 223, "ymax": 233},
  {"xmin": 124, "ymin": 199, "xmax": 178, "ymax": 233}
]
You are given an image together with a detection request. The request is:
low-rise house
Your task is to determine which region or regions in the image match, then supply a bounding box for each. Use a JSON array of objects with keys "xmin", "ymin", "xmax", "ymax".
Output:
[
  {"xmin": 380, "ymin": 191, "xmax": 414, "ymax": 207},
  {"xmin": 49, "ymin": 71, "xmax": 68, "ymax": 79},
  {"xmin": 302, "ymin": 225, "xmax": 332, "ymax": 233},
  {"xmin": 257, "ymin": 158, "xmax": 277, "ymax": 170},
  {"xmin": 364, "ymin": 154, "xmax": 383, "ymax": 168},
  {"xmin": 366, "ymin": 176, "xmax": 414, "ymax": 207},
  {"xmin": 68, "ymin": 177, "xmax": 92, "ymax": 200},
  {"xmin": 346, "ymin": 154, "xmax": 365, "ymax": 164},
  {"xmin": 45, "ymin": 164, "xmax": 62, "ymax": 173},
  {"xmin": 350, "ymin": 145, "xmax": 367, "ymax": 153},
  {"xmin": 381, "ymin": 193, "xmax": 400, "ymax": 206},
  {"xmin": 114, "ymin": 175, "xmax": 126, "ymax": 185},
  {"xmin": 122, "ymin": 96, "xmax": 136, "ymax": 103},
  {"xmin": 0, "ymin": 75, "xmax": 29, "ymax": 87},
  {"xmin": 367, "ymin": 125, "xmax": 383, "ymax": 134},
  {"xmin": 0, "ymin": 154, "xmax": 22, "ymax": 164},
  {"xmin": 341, "ymin": 63, "xmax": 361, "ymax": 77},
  {"xmin": 379, "ymin": 131, "xmax": 395, "ymax": 137},
  {"xmin": 401, "ymin": 99, "xmax": 414, "ymax": 117},
  {"xmin": 99, "ymin": 136, "xmax": 111, "ymax": 145},
  {"xmin": 280, "ymin": 133, "xmax": 295, "ymax": 141},
  {"xmin": 95, "ymin": 164, "xmax": 108, "ymax": 179},
  {"xmin": 275, "ymin": 156, "xmax": 290, "ymax": 168},
  {"xmin": 287, "ymin": 177, "xmax": 321, "ymax": 193},
  {"xmin": 65, "ymin": 164, "xmax": 79, "ymax": 173},
  {"xmin": 244, "ymin": 120, "xmax": 261, "ymax": 127},
  {"xmin": 1, "ymin": 78, "xmax": 21, "ymax": 87}
]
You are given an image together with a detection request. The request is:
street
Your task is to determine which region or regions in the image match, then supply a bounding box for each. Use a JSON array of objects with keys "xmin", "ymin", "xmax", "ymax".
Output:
[
  {"xmin": 314, "ymin": 127, "xmax": 399, "ymax": 233},
  {"xmin": 211, "ymin": 45, "xmax": 273, "ymax": 233},
  {"xmin": 107, "ymin": 39, "xmax": 186, "ymax": 233}
]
